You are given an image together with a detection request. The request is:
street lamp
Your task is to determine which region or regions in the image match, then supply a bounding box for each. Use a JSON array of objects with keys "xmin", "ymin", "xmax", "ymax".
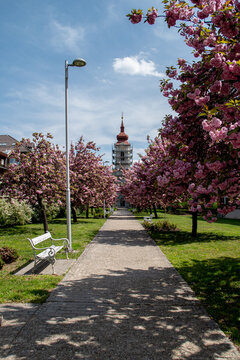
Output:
[
  {"xmin": 65, "ymin": 58, "xmax": 86, "ymax": 250},
  {"xmin": 102, "ymin": 161, "xmax": 110, "ymax": 218}
]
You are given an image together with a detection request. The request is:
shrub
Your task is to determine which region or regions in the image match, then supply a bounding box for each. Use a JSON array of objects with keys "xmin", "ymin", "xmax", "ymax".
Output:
[
  {"xmin": 0, "ymin": 198, "xmax": 33, "ymax": 226},
  {"xmin": 32, "ymin": 203, "xmax": 61, "ymax": 223},
  {"xmin": 94, "ymin": 211, "xmax": 108, "ymax": 218},
  {"xmin": 0, "ymin": 246, "xmax": 18, "ymax": 264},
  {"xmin": 154, "ymin": 220, "xmax": 178, "ymax": 232},
  {"xmin": 143, "ymin": 220, "xmax": 154, "ymax": 230},
  {"xmin": 143, "ymin": 220, "xmax": 179, "ymax": 232}
]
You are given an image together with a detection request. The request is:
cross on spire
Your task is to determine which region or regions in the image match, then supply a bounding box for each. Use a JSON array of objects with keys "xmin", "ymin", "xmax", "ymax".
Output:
[{"xmin": 121, "ymin": 113, "xmax": 124, "ymax": 132}]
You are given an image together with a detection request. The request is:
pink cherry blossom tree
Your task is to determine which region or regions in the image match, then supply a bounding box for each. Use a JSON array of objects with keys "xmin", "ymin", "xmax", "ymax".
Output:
[
  {"xmin": 127, "ymin": 1, "xmax": 240, "ymax": 235},
  {"xmin": 69, "ymin": 137, "xmax": 117, "ymax": 220},
  {"xmin": 0, "ymin": 133, "xmax": 65, "ymax": 232},
  {"xmin": 121, "ymin": 137, "xmax": 191, "ymax": 217}
]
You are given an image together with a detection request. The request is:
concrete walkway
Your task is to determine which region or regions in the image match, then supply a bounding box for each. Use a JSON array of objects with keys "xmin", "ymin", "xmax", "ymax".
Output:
[{"xmin": 0, "ymin": 208, "xmax": 239, "ymax": 359}]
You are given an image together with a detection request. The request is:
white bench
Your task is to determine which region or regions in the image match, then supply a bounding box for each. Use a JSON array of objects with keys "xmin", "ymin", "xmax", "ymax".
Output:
[
  {"xmin": 144, "ymin": 214, "xmax": 154, "ymax": 223},
  {"xmin": 104, "ymin": 208, "xmax": 114, "ymax": 218},
  {"xmin": 27, "ymin": 231, "xmax": 70, "ymax": 274}
]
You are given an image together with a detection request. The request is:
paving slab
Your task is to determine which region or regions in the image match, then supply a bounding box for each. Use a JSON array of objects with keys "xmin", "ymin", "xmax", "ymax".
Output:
[
  {"xmin": 0, "ymin": 208, "xmax": 239, "ymax": 359},
  {"xmin": 14, "ymin": 259, "xmax": 76, "ymax": 276}
]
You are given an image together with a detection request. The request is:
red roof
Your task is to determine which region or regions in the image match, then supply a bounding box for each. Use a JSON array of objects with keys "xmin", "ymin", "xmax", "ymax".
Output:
[{"xmin": 116, "ymin": 120, "xmax": 129, "ymax": 145}]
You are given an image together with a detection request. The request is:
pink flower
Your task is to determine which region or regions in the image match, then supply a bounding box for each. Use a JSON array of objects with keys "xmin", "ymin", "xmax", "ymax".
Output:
[
  {"xmin": 188, "ymin": 183, "xmax": 195, "ymax": 193},
  {"xmin": 210, "ymin": 53, "xmax": 223, "ymax": 68},
  {"xmin": 229, "ymin": 133, "xmax": 240, "ymax": 149},
  {"xmin": 130, "ymin": 13, "xmax": 143, "ymax": 24},
  {"xmin": 202, "ymin": 119, "xmax": 210, "ymax": 131},
  {"xmin": 197, "ymin": 8, "xmax": 210, "ymax": 19},
  {"xmin": 146, "ymin": 8, "xmax": 158, "ymax": 25},
  {"xmin": 178, "ymin": 58, "xmax": 186, "ymax": 66},
  {"xmin": 210, "ymin": 80, "xmax": 222, "ymax": 93},
  {"xmin": 195, "ymin": 96, "xmax": 210, "ymax": 106},
  {"xmin": 187, "ymin": 88, "xmax": 201, "ymax": 100},
  {"xmin": 210, "ymin": 117, "xmax": 222, "ymax": 128}
]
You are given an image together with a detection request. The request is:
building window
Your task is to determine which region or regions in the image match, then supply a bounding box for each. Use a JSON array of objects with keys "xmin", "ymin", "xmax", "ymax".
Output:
[
  {"xmin": 121, "ymin": 151, "xmax": 125, "ymax": 161},
  {"xmin": 9, "ymin": 158, "xmax": 18, "ymax": 164}
]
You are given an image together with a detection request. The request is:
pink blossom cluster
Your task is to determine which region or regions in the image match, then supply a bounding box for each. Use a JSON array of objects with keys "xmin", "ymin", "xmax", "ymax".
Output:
[
  {"xmin": 206, "ymin": 160, "xmax": 226, "ymax": 172},
  {"xmin": 229, "ymin": 132, "xmax": 240, "ymax": 149},
  {"xmin": 202, "ymin": 117, "xmax": 222, "ymax": 131},
  {"xmin": 166, "ymin": 3, "xmax": 194, "ymax": 27},
  {"xmin": 209, "ymin": 80, "xmax": 222, "ymax": 93},
  {"xmin": 209, "ymin": 127, "xmax": 228, "ymax": 141},
  {"xmin": 187, "ymin": 89, "xmax": 210, "ymax": 106},
  {"xmin": 146, "ymin": 8, "xmax": 158, "ymax": 25},
  {"xmin": 127, "ymin": 9, "xmax": 143, "ymax": 24}
]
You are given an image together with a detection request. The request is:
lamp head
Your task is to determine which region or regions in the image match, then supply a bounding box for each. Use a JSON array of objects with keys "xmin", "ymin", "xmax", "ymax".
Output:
[{"xmin": 72, "ymin": 58, "xmax": 87, "ymax": 67}]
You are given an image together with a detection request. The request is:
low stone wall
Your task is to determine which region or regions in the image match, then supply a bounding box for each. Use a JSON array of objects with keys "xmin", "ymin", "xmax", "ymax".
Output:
[{"xmin": 225, "ymin": 209, "xmax": 240, "ymax": 219}]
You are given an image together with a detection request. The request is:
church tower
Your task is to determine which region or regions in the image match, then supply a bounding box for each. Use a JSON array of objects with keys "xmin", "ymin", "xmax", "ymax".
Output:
[
  {"xmin": 112, "ymin": 114, "xmax": 133, "ymax": 207},
  {"xmin": 112, "ymin": 114, "xmax": 133, "ymax": 173}
]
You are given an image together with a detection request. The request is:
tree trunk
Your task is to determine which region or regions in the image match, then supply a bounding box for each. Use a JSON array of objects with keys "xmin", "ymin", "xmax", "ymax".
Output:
[
  {"xmin": 149, "ymin": 207, "xmax": 152, "ymax": 214},
  {"xmin": 153, "ymin": 204, "xmax": 158, "ymax": 219},
  {"xmin": 37, "ymin": 195, "xmax": 48, "ymax": 233},
  {"xmin": 192, "ymin": 211, "xmax": 198, "ymax": 237},
  {"xmin": 86, "ymin": 206, "xmax": 89, "ymax": 219},
  {"xmin": 72, "ymin": 207, "xmax": 77, "ymax": 223}
]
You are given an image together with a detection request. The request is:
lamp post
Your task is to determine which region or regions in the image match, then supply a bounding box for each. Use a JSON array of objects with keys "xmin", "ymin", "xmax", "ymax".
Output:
[
  {"xmin": 102, "ymin": 161, "xmax": 109, "ymax": 218},
  {"xmin": 65, "ymin": 58, "xmax": 86, "ymax": 250}
]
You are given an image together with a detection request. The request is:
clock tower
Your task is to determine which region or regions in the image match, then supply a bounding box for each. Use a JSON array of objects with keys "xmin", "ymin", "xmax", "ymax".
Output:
[{"xmin": 112, "ymin": 114, "xmax": 133, "ymax": 206}]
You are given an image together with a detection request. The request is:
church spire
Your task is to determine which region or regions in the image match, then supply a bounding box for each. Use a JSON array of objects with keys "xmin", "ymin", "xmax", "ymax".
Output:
[
  {"xmin": 120, "ymin": 112, "xmax": 124, "ymax": 133},
  {"xmin": 116, "ymin": 113, "xmax": 129, "ymax": 144}
]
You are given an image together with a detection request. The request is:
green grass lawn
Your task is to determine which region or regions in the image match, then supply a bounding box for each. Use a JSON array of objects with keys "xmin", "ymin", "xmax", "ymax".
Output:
[
  {"xmin": 135, "ymin": 210, "xmax": 240, "ymax": 347},
  {"xmin": 0, "ymin": 216, "xmax": 105, "ymax": 303}
]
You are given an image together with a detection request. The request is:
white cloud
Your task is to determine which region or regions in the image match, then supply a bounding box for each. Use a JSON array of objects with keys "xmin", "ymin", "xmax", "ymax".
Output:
[
  {"xmin": 49, "ymin": 20, "xmax": 85, "ymax": 53},
  {"xmin": 113, "ymin": 55, "xmax": 165, "ymax": 78}
]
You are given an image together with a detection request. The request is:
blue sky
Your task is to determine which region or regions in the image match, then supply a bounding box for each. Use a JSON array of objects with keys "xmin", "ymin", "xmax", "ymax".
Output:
[{"xmin": 0, "ymin": 0, "xmax": 194, "ymax": 163}]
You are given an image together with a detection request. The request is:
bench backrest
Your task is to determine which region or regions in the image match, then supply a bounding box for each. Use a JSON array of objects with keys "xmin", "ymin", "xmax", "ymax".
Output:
[{"xmin": 30, "ymin": 231, "xmax": 51, "ymax": 246}]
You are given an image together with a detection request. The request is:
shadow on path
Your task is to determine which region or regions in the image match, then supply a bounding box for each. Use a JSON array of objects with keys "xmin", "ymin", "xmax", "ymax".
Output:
[
  {"xmin": 1, "ymin": 266, "xmax": 239, "ymax": 359},
  {"xmin": 0, "ymin": 208, "xmax": 239, "ymax": 359}
]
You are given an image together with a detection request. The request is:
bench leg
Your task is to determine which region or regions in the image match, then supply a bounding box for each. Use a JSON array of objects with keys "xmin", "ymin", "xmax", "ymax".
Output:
[
  {"xmin": 34, "ymin": 258, "xmax": 37, "ymax": 274},
  {"xmin": 50, "ymin": 258, "xmax": 56, "ymax": 275}
]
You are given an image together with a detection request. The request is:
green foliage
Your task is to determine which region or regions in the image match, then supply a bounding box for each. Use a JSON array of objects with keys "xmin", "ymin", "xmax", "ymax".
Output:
[
  {"xmin": 93, "ymin": 212, "xmax": 105, "ymax": 218},
  {"xmin": 0, "ymin": 246, "xmax": 18, "ymax": 264},
  {"xmin": 0, "ymin": 198, "xmax": 33, "ymax": 226},
  {"xmin": 32, "ymin": 203, "xmax": 61, "ymax": 223}
]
